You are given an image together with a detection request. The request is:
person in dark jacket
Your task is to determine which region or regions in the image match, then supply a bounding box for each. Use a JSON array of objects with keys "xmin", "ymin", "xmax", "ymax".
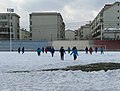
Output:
[
  {"xmin": 50, "ymin": 47, "xmax": 55, "ymax": 57},
  {"xmin": 85, "ymin": 46, "xmax": 88, "ymax": 54},
  {"xmin": 18, "ymin": 47, "xmax": 20, "ymax": 53},
  {"xmin": 22, "ymin": 47, "xmax": 24, "ymax": 54},
  {"xmin": 70, "ymin": 47, "xmax": 78, "ymax": 60},
  {"xmin": 95, "ymin": 47, "xmax": 98, "ymax": 53},
  {"xmin": 89, "ymin": 47, "xmax": 93, "ymax": 55},
  {"xmin": 42, "ymin": 47, "xmax": 44, "ymax": 53},
  {"xmin": 59, "ymin": 46, "xmax": 65, "ymax": 60},
  {"xmin": 36, "ymin": 48, "xmax": 41, "ymax": 56}
]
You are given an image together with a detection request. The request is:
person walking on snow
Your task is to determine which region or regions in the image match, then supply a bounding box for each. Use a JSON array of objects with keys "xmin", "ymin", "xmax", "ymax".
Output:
[
  {"xmin": 18, "ymin": 47, "xmax": 20, "ymax": 53},
  {"xmin": 42, "ymin": 47, "xmax": 44, "ymax": 53},
  {"xmin": 67, "ymin": 47, "xmax": 71, "ymax": 54},
  {"xmin": 50, "ymin": 46, "xmax": 55, "ymax": 57},
  {"xmin": 100, "ymin": 47, "xmax": 104, "ymax": 54},
  {"xmin": 45, "ymin": 47, "xmax": 48, "ymax": 54},
  {"xmin": 89, "ymin": 47, "xmax": 93, "ymax": 55},
  {"xmin": 36, "ymin": 48, "xmax": 41, "ymax": 56},
  {"xmin": 22, "ymin": 47, "xmax": 25, "ymax": 54},
  {"xmin": 59, "ymin": 46, "xmax": 65, "ymax": 60},
  {"xmin": 85, "ymin": 46, "xmax": 88, "ymax": 54},
  {"xmin": 95, "ymin": 47, "xmax": 98, "ymax": 53},
  {"xmin": 70, "ymin": 47, "xmax": 78, "ymax": 60}
]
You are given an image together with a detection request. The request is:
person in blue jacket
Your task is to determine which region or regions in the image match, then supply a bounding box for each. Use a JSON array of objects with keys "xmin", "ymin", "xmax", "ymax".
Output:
[
  {"xmin": 100, "ymin": 47, "xmax": 104, "ymax": 54},
  {"xmin": 67, "ymin": 47, "xmax": 71, "ymax": 54},
  {"xmin": 36, "ymin": 48, "xmax": 41, "ymax": 56},
  {"xmin": 70, "ymin": 46, "xmax": 78, "ymax": 60}
]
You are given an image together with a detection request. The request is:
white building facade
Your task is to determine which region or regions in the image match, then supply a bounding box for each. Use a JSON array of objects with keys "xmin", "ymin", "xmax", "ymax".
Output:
[
  {"xmin": 19, "ymin": 28, "xmax": 30, "ymax": 40},
  {"xmin": 65, "ymin": 30, "xmax": 75, "ymax": 40},
  {"xmin": 0, "ymin": 13, "xmax": 20, "ymax": 40},
  {"xmin": 30, "ymin": 12, "xmax": 65, "ymax": 41},
  {"xmin": 91, "ymin": 2, "xmax": 120, "ymax": 40},
  {"xmin": 78, "ymin": 24, "xmax": 91, "ymax": 40}
]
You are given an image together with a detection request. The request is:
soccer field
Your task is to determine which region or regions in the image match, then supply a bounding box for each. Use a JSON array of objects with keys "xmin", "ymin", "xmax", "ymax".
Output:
[{"xmin": 0, "ymin": 51, "xmax": 120, "ymax": 91}]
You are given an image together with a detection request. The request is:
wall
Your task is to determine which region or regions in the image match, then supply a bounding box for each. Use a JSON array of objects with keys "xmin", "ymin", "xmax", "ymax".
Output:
[
  {"xmin": 52, "ymin": 40, "xmax": 90, "ymax": 50},
  {"xmin": 0, "ymin": 40, "xmax": 52, "ymax": 51},
  {"xmin": 65, "ymin": 30, "xmax": 75, "ymax": 40}
]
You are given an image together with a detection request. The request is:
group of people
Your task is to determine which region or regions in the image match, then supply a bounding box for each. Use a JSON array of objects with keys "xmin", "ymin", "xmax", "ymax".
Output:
[
  {"xmin": 18, "ymin": 47, "xmax": 25, "ymax": 54},
  {"xmin": 18, "ymin": 46, "xmax": 104, "ymax": 60},
  {"xmin": 85, "ymin": 46, "xmax": 104, "ymax": 55},
  {"xmin": 36, "ymin": 46, "xmax": 79, "ymax": 60}
]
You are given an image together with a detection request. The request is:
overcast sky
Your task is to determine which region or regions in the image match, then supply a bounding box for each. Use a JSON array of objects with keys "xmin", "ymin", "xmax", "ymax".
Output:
[{"xmin": 0, "ymin": 0, "xmax": 117, "ymax": 30}]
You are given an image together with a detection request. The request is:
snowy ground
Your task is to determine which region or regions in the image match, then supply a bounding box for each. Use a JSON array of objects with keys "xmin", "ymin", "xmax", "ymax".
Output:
[{"xmin": 0, "ymin": 51, "xmax": 120, "ymax": 91}]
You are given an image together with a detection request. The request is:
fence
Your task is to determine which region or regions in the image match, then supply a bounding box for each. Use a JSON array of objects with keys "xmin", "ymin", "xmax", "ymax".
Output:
[{"xmin": 0, "ymin": 40, "xmax": 52, "ymax": 51}]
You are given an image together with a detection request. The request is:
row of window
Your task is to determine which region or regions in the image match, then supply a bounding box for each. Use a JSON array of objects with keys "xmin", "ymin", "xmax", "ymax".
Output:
[
  {"xmin": 0, "ymin": 34, "xmax": 14, "ymax": 38},
  {"xmin": 0, "ymin": 28, "xmax": 13, "ymax": 32},
  {"xmin": 0, "ymin": 22, "xmax": 13, "ymax": 26},
  {"xmin": 0, "ymin": 16, "xmax": 12, "ymax": 20}
]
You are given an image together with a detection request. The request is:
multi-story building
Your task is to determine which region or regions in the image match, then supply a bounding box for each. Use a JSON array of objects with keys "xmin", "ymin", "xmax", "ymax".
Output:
[
  {"xmin": 29, "ymin": 12, "xmax": 65, "ymax": 41},
  {"xmin": 91, "ymin": 2, "xmax": 120, "ymax": 40},
  {"xmin": 78, "ymin": 24, "xmax": 91, "ymax": 40},
  {"xmin": 0, "ymin": 13, "xmax": 20, "ymax": 40},
  {"xmin": 74, "ymin": 29, "xmax": 79, "ymax": 40},
  {"xmin": 19, "ymin": 28, "xmax": 30, "ymax": 40},
  {"xmin": 65, "ymin": 30, "xmax": 75, "ymax": 40}
]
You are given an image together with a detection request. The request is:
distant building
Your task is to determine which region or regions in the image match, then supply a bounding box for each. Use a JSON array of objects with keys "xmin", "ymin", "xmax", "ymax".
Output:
[
  {"xmin": 91, "ymin": 2, "xmax": 120, "ymax": 40},
  {"xmin": 65, "ymin": 30, "xmax": 75, "ymax": 40},
  {"xmin": 78, "ymin": 24, "xmax": 91, "ymax": 40},
  {"xmin": 0, "ymin": 13, "xmax": 20, "ymax": 40},
  {"xmin": 19, "ymin": 28, "xmax": 30, "ymax": 40},
  {"xmin": 74, "ymin": 29, "xmax": 79, "ymax": 40},
  {"xmin": 29, "ymin": 12, "xmax": 65, "ymax": 41}
]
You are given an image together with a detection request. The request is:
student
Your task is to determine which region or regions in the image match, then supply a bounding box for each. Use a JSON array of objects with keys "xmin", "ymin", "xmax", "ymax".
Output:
[
  {"xmin": 50, "ymin": 46, "xmax": 55, "ymax": 57},
  {"xmin": 67, "ymin": 47, "xmax": 71, "ymax": 54},
  {"xmin": 70, "ymin": 47, "xmax": 78, "ymax": 60},
  {"xmin": 36, "ymin": 48, "xmax": 41, "ymax": 56},
  {"xmin": 59, "ymin": 46, "xmax": 65, "ymax": 60},
  {"xmin": 45, "ymin": 47, "xmax": 48, "ymax": 54},
  {"xmin": 95, "ymin": 47, "xmax": 98, "ymax": 53},
  {"xmin": 85, "ymin": 46, "xmax": 88, "ymax": 54},
  {"xmin": 22, "ymin": 47, "xmax": 25, "ymax": 54},
  {"xmin": 18, "ymin": 47, "xmax": 20, "ymax": 53},
  {"xmin": 100, "ymin": 47, "xmax": 104, "ymax": 54},
  {"xmin": 89, "ymin": 47, "xmax": 93, "ymax": 55},
  {"xmin": 42, "ymin": 47, "xmax": 44, "ymax": 53}
]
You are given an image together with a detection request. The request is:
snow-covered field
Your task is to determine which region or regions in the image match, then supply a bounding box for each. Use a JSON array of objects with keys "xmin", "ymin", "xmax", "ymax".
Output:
[{"xmin": 0, "ymin": 51, "xmax": 120, "ymax": 91}]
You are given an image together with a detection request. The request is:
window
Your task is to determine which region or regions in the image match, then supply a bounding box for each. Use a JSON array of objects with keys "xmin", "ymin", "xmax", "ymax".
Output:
[
  {"xmin": 17, "ymin": 35, "xmax": 19, "ymax": 39},
  {"xmin": 117, "ymin": 23, "xmax": 119, "ymax": 26},
  {"xmin": 11, "ymin": 28, "xmax": 13, "ymax": 32},
  {"xmin": 30, "ymin": 14, "xmax": 32, "ymax": 19},
  {"xmin": 118, "ymin": 10, "xmax": 119, "ymax": 13},
  {"xmin": 118, "ymin": 17, "xmax": 119, "ymax": 19},
  {"xmin": 30, "ymin": 21, "xmax": 32, "ymax": 25},
  {"xmin": 118, "ymin": 4, "xmax": 119, "ymax": 6},
  {"xmin": 30, "ymin": 27, "xmax": 32, "ymax": 31},
  {"xmin": 0, "ymin": 16, "xmax": 6, "ymax": 19}
]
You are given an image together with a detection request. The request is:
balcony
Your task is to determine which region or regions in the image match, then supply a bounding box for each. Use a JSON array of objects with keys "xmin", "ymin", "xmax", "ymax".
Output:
[
  {"xmin": 0, "ymin": 32, "xmax": 9, "ymax": 34},
  {"xmin": 0, "ymin": 25, "xmax": 9, "ymax": 28}
]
